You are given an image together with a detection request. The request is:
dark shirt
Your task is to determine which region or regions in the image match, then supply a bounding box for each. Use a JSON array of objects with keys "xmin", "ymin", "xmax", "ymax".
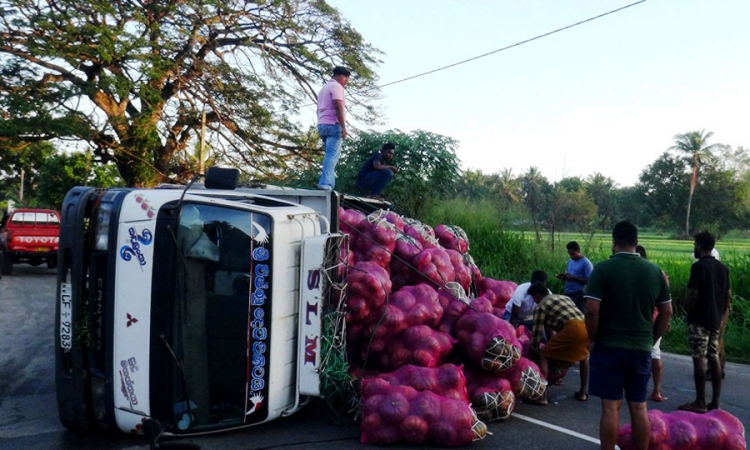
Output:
[
  {"xmin": 356, "ymin": 152, "xmax": 384, "ymax": 184},
  {"xmin": 585, "ymin": 252, "xmax": 671, "ymax": 351},
  {"xmin": 686, "ymin": 256, "xmax": 730, "ymax": 331}
]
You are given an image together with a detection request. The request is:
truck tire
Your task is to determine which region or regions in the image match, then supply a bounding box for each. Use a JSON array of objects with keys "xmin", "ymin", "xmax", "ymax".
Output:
[{"xmin": 0, "ymin": 252, "xmax": 11, "ymax": 275}]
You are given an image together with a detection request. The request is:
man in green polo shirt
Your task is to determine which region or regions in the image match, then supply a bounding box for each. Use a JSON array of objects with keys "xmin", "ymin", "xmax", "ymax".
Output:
[{"xmin": 584, "ymin": 221, "xmax": 672, "ymax": 450}]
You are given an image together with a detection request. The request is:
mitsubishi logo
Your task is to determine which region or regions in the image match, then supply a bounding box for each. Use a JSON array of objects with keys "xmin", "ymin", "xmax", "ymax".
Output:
[{"xmin": 126, "ymin": 313, "xmax": 139, "ymax": 327}]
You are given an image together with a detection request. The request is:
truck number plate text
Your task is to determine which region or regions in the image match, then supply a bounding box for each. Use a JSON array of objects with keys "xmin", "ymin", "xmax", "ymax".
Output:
[{"xmin": 60, "ymin": 283, "xmax": 73, "ymax": 349}]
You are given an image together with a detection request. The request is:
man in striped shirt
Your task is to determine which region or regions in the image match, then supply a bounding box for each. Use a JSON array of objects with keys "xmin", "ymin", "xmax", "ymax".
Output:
[{"xmin": 527, "ymin": 282, "xmax": 590, "ymax": 406}]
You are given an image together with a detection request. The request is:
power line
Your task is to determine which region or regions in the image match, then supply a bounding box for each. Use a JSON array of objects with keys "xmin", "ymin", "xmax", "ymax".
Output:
[{"xmin": 377, "ymin": 0, "xmax": 648, "ymax": 90}]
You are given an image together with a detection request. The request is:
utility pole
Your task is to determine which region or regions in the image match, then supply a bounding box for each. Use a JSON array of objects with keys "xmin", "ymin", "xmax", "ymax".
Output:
[
  {"xmin": 19, "ymin": 168, "xmax": 24, "ymax": 202},
  {"xmin": 199, "ymin": 109, "xmax": 206, "ymax": 175}
]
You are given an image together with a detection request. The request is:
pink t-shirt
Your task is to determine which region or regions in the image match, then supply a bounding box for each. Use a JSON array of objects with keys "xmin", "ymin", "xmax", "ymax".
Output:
[{"xmin": 317, "ymin": 78, "xmax": 345, "ymax": 125}]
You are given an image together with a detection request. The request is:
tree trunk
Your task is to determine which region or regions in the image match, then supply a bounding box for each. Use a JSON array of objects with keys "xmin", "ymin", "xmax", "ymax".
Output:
[
  {"xmin": 685, "ymin": 156, "xmax": 699, "ymax": 237},
  {"xmin": 685, "ymin": 191, "xmax": 693, "ymax": 238}
]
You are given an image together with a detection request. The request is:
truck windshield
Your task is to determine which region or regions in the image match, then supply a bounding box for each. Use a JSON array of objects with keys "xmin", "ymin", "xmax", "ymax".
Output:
[{"xmin": 170, "ymin": 203, "xmax": 271, "ymax": 430}]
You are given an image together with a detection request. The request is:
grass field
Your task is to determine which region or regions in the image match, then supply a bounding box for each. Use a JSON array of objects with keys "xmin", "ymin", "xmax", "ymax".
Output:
[
  {"xmin": 551, "ymin": 230, "xmax": 750, "ymax": 262},
  {"xmin": 422, "ymin": 199, "xmax": 750, "ymax": 364}
]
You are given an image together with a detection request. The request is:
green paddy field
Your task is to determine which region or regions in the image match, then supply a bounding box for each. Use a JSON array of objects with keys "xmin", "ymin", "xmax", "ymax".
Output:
[{"xmin": 424, "ymin": 200, "xmax": 750, "ymax": 363}]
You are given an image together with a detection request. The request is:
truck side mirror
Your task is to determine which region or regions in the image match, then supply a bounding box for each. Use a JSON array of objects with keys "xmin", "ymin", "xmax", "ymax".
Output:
[{"xmin": 205, "ymin": 167, "xmax": 239, "ymax": 190}]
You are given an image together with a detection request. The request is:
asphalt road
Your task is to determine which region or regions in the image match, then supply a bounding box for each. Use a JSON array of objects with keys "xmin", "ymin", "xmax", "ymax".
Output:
[{"xmin": 0, "ymin": 265, "xmax": 748, "ymax": 450}]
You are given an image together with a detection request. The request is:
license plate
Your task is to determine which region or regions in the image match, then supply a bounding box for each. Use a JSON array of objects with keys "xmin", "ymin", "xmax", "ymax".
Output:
[
  {"xmin": 35, "ymin": 247, "xmax": 48, "ymax": 252},
  {"xmin": 60, "ymin": 283, "xmax": 73, "ymax": 349}
]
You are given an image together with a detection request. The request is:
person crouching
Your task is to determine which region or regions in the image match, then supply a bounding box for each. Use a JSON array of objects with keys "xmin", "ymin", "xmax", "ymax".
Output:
[{"xmin": 527, "ymin": 282, "xmax": 590, "ymax": 405}]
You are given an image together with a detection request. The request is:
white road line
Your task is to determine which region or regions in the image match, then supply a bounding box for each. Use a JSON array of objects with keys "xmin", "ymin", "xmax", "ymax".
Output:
[{"xmin": 513, "ymin": 412, "xmax": 621, "ymax": 449}]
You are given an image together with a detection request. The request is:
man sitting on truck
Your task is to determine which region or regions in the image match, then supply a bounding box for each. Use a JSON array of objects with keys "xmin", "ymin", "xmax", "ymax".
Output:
[{"xmin": 356, "ymin": 143, "xmax": 398, "ymax": 200}]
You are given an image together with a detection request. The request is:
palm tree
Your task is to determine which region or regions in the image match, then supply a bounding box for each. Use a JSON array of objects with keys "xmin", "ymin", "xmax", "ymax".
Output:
[
  {"xmin": 458, "ymin": 169, "xmax": 490, "ymax": 201},
  {"xmin": 497, "ymin": 168, "xmax": 522, "ymax": 204},
  {"xmin": 670, "ymin": 130, "xmax": 720, "ymax": 237}
]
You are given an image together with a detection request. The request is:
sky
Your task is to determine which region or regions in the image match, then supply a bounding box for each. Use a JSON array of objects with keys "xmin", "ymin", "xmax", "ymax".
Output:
[{"xmin": 308, "ymin": 0, "xmax": 750, "ymax": 187}]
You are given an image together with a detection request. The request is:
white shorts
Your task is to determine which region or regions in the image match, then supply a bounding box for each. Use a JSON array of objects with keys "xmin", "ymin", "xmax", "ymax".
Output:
[{"xmin": 651, "ymin": 337, "xmax": 662, "ymax": 360}]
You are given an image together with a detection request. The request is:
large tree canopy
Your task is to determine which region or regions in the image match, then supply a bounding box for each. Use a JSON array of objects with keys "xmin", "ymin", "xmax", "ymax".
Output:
[{"xmin": 0, "ymin": 0, "xmax": 382, "ymax": 186}]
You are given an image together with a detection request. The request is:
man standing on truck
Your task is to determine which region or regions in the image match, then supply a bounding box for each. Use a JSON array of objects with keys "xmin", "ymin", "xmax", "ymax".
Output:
[
  {"xmin": 356, "ymin": 143, "xmax": 398, "ymax": 199},
  {"xmin": 317, "ymin": 66, "xmax": 351, "ymax": 191}
]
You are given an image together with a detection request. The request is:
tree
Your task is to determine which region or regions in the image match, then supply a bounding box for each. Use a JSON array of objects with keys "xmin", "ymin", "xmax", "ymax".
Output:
[
  {"xmin": 36, "ymin": 152, "xmax": 123, "ymax": 208},
  {"xmin": 670, "ymin": 130, "xmax": 720, "ymax": 236},
  {"xmin": 585, "ymin": 173, "xmax": 618, "ymax": 231},
  {"xmin": 521, "ymin": 167, "xmax": 552, "ymax": 242},
  {"xmin": 456, "ymin": 169, "xmax": 493, "ymax": 202},
  {"xmin": 556, "ymin": 176, "xmax": 585, "ymax": 193},
  {"xmin": 335, "ymin": 129, "xmax": 462, "ymax": 219},
  {"xmin": 637, "ymin": 152, "xmax": 691, "ymax": 232},
  {"xmin": 687, "ymin": 150, "xmax": 750, "ymax": 236},
  {"xmin": 614, "ymin": 185, "xmax": 652, "ymax": 229},
  {"xmin": 496, "ymin": 168, "xmax": 522, "ymax": 205},
  {"xmin": 545, "ymin": 186, "xmax": 597, "ymax": 250},
  {"xmin": 0, "ymin": 142, "xmax": 57, "ymax": 203},
  {"xmin": 0, "ymin": 0, "xmax": 382, "ymax": 186}
]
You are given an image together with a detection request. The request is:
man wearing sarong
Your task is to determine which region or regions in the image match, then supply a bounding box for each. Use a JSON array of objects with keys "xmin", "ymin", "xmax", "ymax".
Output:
[{"xmin": 527, "ymin": 282, "xmax": 590, "ymax": 405}]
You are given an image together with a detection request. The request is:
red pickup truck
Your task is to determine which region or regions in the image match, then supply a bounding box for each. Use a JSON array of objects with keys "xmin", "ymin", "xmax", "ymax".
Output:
[{"xmin": 0, "ymin": 208, "xmax": 60, "ymax": 275}]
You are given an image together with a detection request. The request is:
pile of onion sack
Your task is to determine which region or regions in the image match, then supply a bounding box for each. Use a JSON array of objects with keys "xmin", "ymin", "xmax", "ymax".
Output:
[
  {"xmin": 617, "ymin": 409, "xmax": 746, "ymax": 450},
  {"xmin": 337, "ymin": 208, "xmax": 549, "ymax": 446}
]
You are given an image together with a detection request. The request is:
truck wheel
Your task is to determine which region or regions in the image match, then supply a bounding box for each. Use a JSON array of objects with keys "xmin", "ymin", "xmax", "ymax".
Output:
[
  {"xmin": 0, "ymin": 252, "xmax": 11, "ymax": 276},
  {"xmin": 47, "ymin": 257, "xmax": 58, "ymax": 269}
]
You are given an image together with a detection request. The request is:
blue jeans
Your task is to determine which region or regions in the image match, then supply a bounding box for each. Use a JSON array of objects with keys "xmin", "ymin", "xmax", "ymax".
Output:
[
  {"xmin": 317, "ymin": 124, "xmax": 343, "ymax": 189},
  {"xmin": 357, "ymin": 169, "xmax": 393, "ymax": 195}
]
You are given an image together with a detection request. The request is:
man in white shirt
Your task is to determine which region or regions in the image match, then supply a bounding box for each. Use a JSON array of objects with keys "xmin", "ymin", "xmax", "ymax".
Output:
[{"xmin": 504, "ymin": 270, "xmax": 549, "ymax": 328}]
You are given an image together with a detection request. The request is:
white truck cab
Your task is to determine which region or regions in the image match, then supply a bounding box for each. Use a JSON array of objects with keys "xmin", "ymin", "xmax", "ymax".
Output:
[{"xmin": 55, "ymin": 168, "xmax": 386, "ymax": 436}]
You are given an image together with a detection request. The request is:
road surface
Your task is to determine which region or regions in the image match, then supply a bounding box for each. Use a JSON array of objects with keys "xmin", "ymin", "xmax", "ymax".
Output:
[{"xmin": 0, "ymin": 264, "xmax": 747, "ymax": 449}]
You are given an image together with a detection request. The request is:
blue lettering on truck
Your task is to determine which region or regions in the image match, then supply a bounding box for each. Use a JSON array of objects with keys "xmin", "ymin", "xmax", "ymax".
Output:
[
  {"xmin": 247, "ymin": 243, "xmax": 271, "ymax": 421},
  {"xmin": 118, "ymin": 357, "xmax": 140, "ymax": 407},
  {"xmin": 120, "ymin": 227, "xmax": 153, "ymax": 266}
]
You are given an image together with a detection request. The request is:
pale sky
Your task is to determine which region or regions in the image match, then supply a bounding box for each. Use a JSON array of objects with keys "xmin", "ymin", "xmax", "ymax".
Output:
[{"xmin": 310, "ymin": 0, "xmax": 750, "ymax": 187}]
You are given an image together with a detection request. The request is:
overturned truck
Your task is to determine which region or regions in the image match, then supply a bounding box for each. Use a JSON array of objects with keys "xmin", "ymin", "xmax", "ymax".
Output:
[
  {"xmin": 55, "ymin": 167, "xmax": 390, "ymax": 436},
  {"xmin": 56, "ymin": 167, "xmax": 551, "ymax": 447}
]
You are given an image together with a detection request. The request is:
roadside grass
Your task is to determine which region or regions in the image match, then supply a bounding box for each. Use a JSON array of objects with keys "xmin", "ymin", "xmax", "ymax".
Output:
[
  {"xmin": 421, "ymin": 199, "xmax": 750, "ymax": 364},
  {"xmin": 661, "ymin": 306, "xmax": 750, "ymax": 365},
  {"xmin": 660, "ymin": 315, "xmax": 691, "ymax": 356},
  {"xmin": 422, "ymin": 199, "xmax": 563, "ymax": 286},
  {"xmin": 723, "ymin": 295, "xmax": 750, "ymax": 364}
]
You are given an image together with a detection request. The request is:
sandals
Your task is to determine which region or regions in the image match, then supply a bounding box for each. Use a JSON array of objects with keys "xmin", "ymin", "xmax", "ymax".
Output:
[
  {"xmin": 575, "ymin": 391, "xmax": 588, "ymax": 402},
  {"xmin": 678, "ymin": 402, "xmax": 707, "ymax": 414},
  {"xmin": 650, "ymin": 393, "xmax": 668, "ymax": 402}
]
